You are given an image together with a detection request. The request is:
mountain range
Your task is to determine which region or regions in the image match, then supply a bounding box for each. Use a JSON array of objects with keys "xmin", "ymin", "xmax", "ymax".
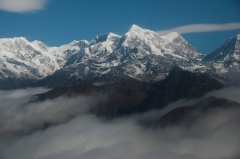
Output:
[
  {"xmin": 1, "ymin": 25, "xmax": 240, "ymax": 141},
  {"xmin": 0, "ymin": 24, "xmax": 239, "ymax": 89}
]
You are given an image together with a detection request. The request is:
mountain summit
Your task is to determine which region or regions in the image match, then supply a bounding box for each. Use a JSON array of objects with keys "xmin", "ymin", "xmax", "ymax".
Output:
[
  {"xmin": 32, "ymin": 25, "xmax": 203, "ymax": 88},
  {"xmin": 0, "ymin": 37, "xmax": 85, "ymax": 89},
  {"xmin": 202, "ymin": 34, "xmax": 240, "ymax": 74},
  {"xmin": 0, "ymin": 24, "xmax": 239, "ymax": 89},
  {"xmin": 203, "ymin": 34, "xmax": 240, "ymax": 62}
]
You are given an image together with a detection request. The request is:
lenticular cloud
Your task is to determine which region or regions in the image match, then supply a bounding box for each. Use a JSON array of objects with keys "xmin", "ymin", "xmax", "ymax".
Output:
[
  {"xmin": 158, "ymin": 22, "xmax": 240, "ymax": 35},
  {"xmin": 0, "ymin": 0, "xmax": 48, "ymax": 13}
]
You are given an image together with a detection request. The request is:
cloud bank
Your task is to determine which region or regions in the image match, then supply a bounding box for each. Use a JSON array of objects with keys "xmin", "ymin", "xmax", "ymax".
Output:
[
  {"xmin": 1, "ymin": 108, "xmax": 240, "ymax": 159},
  {"xmin": 0, "ymin": 88, "xmax": 107, "ymax": 136},
  {"xmin": 0, "ymin": 87, "xmax": 240, "ymax": 159},
  {"xmin": 0, "ymin": 0, "xmax": 48, "ymax": 13},
  {"xmin": 158, "ymin": 22, "xmax": 240, "ymax": 35}
]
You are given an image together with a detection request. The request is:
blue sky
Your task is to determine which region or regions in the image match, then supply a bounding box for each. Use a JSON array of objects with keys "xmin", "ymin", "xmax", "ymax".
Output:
[{"xmin": 0, "ymin": 0, "xmax": 240, "ymax": 54}]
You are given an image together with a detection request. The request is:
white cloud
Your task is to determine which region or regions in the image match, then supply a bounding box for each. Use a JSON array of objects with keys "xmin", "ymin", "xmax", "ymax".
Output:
[
  {"xmin": 0, "ymin": 88, "xmax": 107, "ymax": 136},
  {"xmin": 1, "ymin": 108, "xmax": 239, "ymax": 159},
  {"xmin": 158, "ymin": 22, "xmax": 240, "ymax": 35},
  {"xmin": 0, "ymin": 87, "xmax": 240, "ymax": 159},
  {"xmin": 0, "ymin": 0, "xmax": 48, "ymax": 13}
]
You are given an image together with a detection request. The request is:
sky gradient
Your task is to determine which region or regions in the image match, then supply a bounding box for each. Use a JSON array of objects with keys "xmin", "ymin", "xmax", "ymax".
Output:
[{"xmin": 0, "ymin": 0, "xmax": 240, "ymax": 54}]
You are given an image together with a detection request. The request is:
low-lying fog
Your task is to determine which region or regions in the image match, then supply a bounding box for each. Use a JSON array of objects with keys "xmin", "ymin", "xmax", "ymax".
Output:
[{"xmin": 0, "ymin": 87, "xmax": 240, "ymax": 159}]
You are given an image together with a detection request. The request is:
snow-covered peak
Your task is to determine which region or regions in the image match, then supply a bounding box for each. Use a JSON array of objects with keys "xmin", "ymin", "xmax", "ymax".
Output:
[
  {"xmin": 70, "ymin": 40, "xmax": 89, "ymax": 46},
  {"xmin": 118, "ymin": 24, "xmax": 199, "ymax": 59},
  {"xmin": 202, "ymin": 33, "xmax": 240, "ymax": 62},
  {"xmin": 0, "ymin": 37, "xmax": 31, "ymax": 52},
  {"xmin": 32, "ymin": 40, "xmax": 44, "ymax": 44},
  {"xmin": 90, "ymin": 33, "xmax": 121, "ymax": 45},
  {"xmin": 0, "ymin": 37, "xmax": 28, "ymax": 44},
  {"xmin": 70, "ymin": 40, "xmax": 79, "ymax": 44},
  {"xmin": 129, "ymin": 24, "xmax": 145, "ymax": 32},
  {"xmin": 80, "ymin": 40, "xmax": 90, "ymax": 45},
  {"xmin": 32, "ymin": 40, "xmax": 50, "ymax": 52},
  {"xmin": 108, "ymin": 32, "xmax": 120, "ymax": 37},
  {"xmin": 161, "ymin": 32, "xmax": 181, "ymax": 42},
  {"xmin": 56, "ymin": 40, "xmax": 88, "ymax": 54},
  {"xmin": 122, "ymin": 24, "xmax": 162, "ymax": 48},
  {"xmin": 126, "ymin": 24, "xmax": 154, "ymax": 36},
  {"xmin": 0, "ymin": 37, "xmax": 61, "ymax": 80},
  {"xmin": 67, "ymin": 40, "xmax": 82, "ymax": 47},
  {"xmin": 107, "ymin": 32, "xmax": 121, "ymax": 40},
  {"xmin": 1, "ymin": 37, "xmax": 27, "ymax": 41},
  {"xmin": 236, "ymin": 34, "xmax": 240, "ymax": 40}
]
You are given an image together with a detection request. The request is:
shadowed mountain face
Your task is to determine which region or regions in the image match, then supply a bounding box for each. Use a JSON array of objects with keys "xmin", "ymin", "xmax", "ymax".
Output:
[
  {"xmin": 154, "ymin": 96, "xmax": 240, "ymax": 127},
  {"xmin": 33, "ymin": 67, "xmax": 223, "ymax": 117},
  {"xmin": 119, "ymin": 66, "xmax": 223, "ymax": 114},
  {"xmin": 0, "ymin": 78, "xmax": 35, "ymax": 90}
]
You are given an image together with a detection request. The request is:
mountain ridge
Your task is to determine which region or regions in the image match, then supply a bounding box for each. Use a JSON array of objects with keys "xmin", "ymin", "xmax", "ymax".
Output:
[
  {"xmin": 0, "ymin": 24, "xmax": 239, "ymax": 89},
  {"xmin": 32, "ymin": 66, "xmax": 223, "ymax": 118},
  {"xmin": 31, "ymin": 24, "xmax": 204, "ymax": 88}
]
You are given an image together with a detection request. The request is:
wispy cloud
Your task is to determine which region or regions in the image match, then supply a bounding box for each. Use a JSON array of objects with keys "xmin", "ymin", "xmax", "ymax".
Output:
[
  {"xmin": 0, "ymin": 0, "xmax": 48, "ymax": 13},
  {"xmin": 158, "ymin": 22, "xmax": 240, "ymax": 35}
]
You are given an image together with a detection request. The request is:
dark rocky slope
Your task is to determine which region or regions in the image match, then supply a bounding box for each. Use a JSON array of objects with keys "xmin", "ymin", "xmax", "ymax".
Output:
[
  {"xmin": 33, "ymin": 67, "xmax": 223, "ymax": 117},
  {"xmin": 116, "ymin": 66, "xmax": 223, "ymax": 114},
  {"xmin": 154, "ymin": 96, "xmax": 240, "ymax": 127},
  {"xmin": 0, "ymin": 78, "xmax": 35, "ymax": 90}
]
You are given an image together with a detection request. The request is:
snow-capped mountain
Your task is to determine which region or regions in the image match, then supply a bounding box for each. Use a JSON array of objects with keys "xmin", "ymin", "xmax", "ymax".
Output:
[
  {"xmin": 121, "ymin": 25, "xmax": 201, "ymax": 60},
  {"xmin": 203, "ymin": 34, "xmax": 240, "ymax": 62},
  {"xmin": 33, "ymin": 24, "xmax": 203, "ymax": 87},
  {"xmin": 0, "ymin": 37, "xmax": 87, "ymax": 89},
  {"xmin": 202, "ymin": 34, "xmax": 240, "ymax": 74},
  {"xmin": 1, "ymin": 24, "xmax": 239, "ymax": 89}
]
